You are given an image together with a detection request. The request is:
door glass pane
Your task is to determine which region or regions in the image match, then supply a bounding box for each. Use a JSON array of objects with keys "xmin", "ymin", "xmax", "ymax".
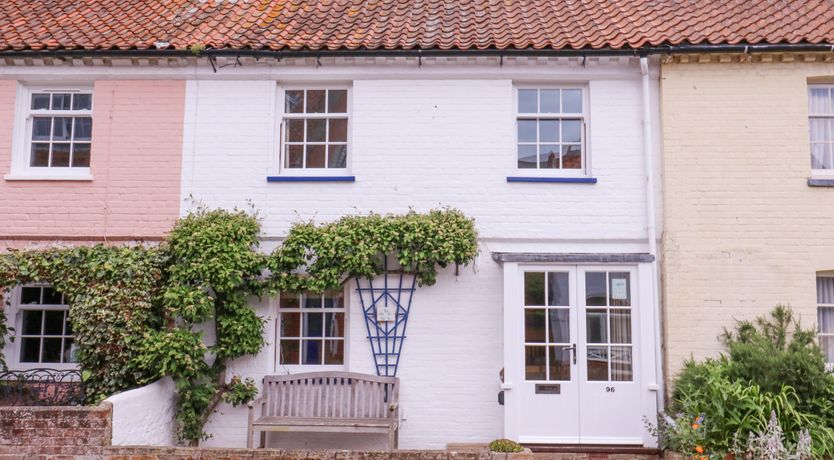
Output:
[
  {"xmin": 547, "ymin": 272, "xmax": 569, "ymax": 306},
  {"xmin": 611, "ymin": 346, "xmax": 633, "ymax": 381},
  {"xmin": 609, "ymin": 272, "xmax": 631, "ymax": 306},
  {"xmin": 586, "ymin": 309, "xmax": 608, "ymax": 343},
  {"xmin": 548, "ymin": 309, "xmax": 570, "ymax": 343},
  {"xmin": 585, "ymin": 272, "xmax": 607, "ymax": 306},
  {"xmin": 525, "ymin": 309, "xmax": 546, "ymax": 343},
  {"xmin": 587, "ymin": 346, "xmax": 609, "ymax": 381},
  {"xmin": 525, "ymin": 346, "xmax": 546, "ymax": 380},
  {"xmin": 610, "ymin": 309, "xmax": 632, "ymax": 344},
  {"xmin": 549, "ymin": 346, "xmax": 571, "ymax": 381},
  {"xmin": 524, "ymin": 272, "xmax": 545, "ymax": 306}
]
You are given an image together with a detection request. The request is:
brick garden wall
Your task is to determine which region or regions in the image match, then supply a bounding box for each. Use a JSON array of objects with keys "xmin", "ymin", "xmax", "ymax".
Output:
[{"xmin": 0, "ymin": 402, "xmax": 112, "ymax": 456}]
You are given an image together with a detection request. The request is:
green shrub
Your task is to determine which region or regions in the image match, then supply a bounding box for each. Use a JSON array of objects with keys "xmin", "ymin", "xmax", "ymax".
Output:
[{"xmin": 488, "ymin": 439, "xmax": 524, "ymax": 453}]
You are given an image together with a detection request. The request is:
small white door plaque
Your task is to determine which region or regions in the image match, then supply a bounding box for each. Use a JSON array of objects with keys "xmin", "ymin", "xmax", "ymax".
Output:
[
  {"xmin": 376, "ymin": 304, "xmax": 397, "ymax": 322},
  {"xmin": 611, "ymin": 278, "xmax": 628, "ymax": 300}
]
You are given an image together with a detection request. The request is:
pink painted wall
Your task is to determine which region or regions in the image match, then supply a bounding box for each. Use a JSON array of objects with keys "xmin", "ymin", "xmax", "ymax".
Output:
[{"xmin": 0, "ymin": 80, "xmax": 185, "ymax": 241}]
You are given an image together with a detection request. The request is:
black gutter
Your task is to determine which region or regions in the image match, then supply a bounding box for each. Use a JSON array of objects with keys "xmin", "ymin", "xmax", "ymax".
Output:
[{"xmin": 0, "ymin": 43, "xmax": 832, "ymax": 59}]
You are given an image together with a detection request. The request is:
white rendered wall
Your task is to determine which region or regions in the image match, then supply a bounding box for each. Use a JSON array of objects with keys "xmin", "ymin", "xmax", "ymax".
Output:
[
  {"xmin": 180, "ymin": 60, "xmax": 658, "ymax": 449},
  {"xmin": 106, "ymin": 377, "xmax": 177, "ymax": 446}
]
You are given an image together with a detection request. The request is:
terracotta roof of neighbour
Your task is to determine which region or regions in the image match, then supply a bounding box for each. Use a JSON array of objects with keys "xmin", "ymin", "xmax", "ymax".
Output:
[{"xmin": 1, "ymin": 0, "xmax": 833, "ymax": 53}]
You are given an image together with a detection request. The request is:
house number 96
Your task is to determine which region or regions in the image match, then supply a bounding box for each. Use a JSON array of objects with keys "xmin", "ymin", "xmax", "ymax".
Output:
[{"xmin": 605, "ymin": 386, "xmax": 616, "ymax": 393}]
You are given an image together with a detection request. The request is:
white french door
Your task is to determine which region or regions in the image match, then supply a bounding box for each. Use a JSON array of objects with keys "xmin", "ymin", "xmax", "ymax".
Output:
[{"xmin": 511, "ymin": 265, "xmax": 643, "ymax": 445}]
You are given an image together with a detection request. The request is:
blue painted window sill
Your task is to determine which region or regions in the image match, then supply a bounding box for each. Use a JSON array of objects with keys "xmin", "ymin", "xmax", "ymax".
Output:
[
  {"xmin": 507, "ymin": 176, "xmax": 597, "ymax": 184},
  {"xmin": 808, "ymin": 178, "xmax": 834, "ymax": 187},
  {"xmin": 267, "ymin": 176, "xmax": 356, "ymax": 183}
]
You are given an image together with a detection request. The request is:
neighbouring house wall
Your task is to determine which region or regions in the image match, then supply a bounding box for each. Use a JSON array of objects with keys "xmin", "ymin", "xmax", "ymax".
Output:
[
  {"xmin": 0, "ymin": 403, "xmax": 112, "ymax": 455},
  {"xmin": 181, "ymin": 60, "xmax": 660, "ymax": 449},
  {"xmin": 0, "ymin": 80, "xmax": 185, "ymax": 243},
  {"xmin": 660, "ymin": 57, "xmax": 834, "ymax": 384},
  {"xmin": 106, "ymin": 377, "xmax": 177, "ymax": 446}
]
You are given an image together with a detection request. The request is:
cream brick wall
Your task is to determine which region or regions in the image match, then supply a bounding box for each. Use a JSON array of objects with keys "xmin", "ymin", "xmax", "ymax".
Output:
[{"xmin": 660, "ymin": 58, "xmax": 834, "ymax": 384}]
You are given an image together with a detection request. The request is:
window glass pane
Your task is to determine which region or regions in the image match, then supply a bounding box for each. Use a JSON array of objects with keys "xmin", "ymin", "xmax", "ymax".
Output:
[
  {"xmin": 32, "ymin": 117, "xmax": 51, "ymax": 140},
  {"xmin": 562, "ymin": 89, "xmax": 582, "ymax": 113},
  {"xmin": 73, "ymin": 118, "xmax": 92, "ymax": 141},
  {"xmin": 51, "ymin": 143, "xmax": 71, "ymax": 167},
  {"xmin": 517, "ymin": 120, "xmax": 536, "ymax": 142},
  {"xmin": 810, "ymin": 118, "xmax": 830, "ymax": 141},
  {"xmin": 610, "ymin": 309, "xmax": 632, "ymax": 343},
  {"xmin": 285, "ymin": 90, "xmax": 304, "ymax": 113},
  {"xmin": 72, "ymin": 144, "xmax": 91, "ymax": 168},
  {"xmin": 31, "ymin": 144, "xmax": 50, "ymax": 167},
  {"xmin": 31, "ymin": 94, "xmax": 50, "ymax": 110},
  {"xmin": 305, "ymin": 145, "xmax": 325, "ymax": 168},
  {"xmin": 327, "ymin": 90, "xmax": 347, "ymax": 113},
  {"xmin": 302, "ymin": 339, "xmax": 322, "ymax": 364},
  {"xmin": 524, "ymin": 272, "xmax": 545, "ymax": 306},
  {"xmin": 280, "ymin": 292, "xmax": 300, "ymax": 308},
  {"xmin": 585, "ymin": 272, "xmax": 607, "ymax": 306},
  {"xmin": 52, "ymin": 117, "xmax": 72, "ymax": 141},
  {"xmin": 21, "ymin": 287, "xmax": 42, "ymax": 304},
  {"xmin": 818, "ymin": 277, "xmax": 834, "ymax": 305},
  {"xmin": 586, "ymin": 309, "xmax": 608, "ymax": 344},
  {"xmin": 547, "ymin": 272, "xmax": 569, "ymax": 306},
  {"xmin": 41, "ymin": 338, "xmax": 62, "ymax": 363},
  {"xmin": 518, "ymin": 145, "xmax": 537, "ymax": 169},
  {"xmin": 287, "ymin": 145, "xmax": 303, "ymax": 168},
  {"xmin": 280, "ymin": 313, "xmax": 301, "ymax": 337},
  {"xmin": 540, "ymin": 145, "xmax": 559, "ymax": 169},
  {"xmin": 820, "ymin": 307, "xmax": 834, "ymax": 337},
  {"xmin": 524, "ymin": 309, "xmax": 546, "ymax": 343},
  {"xmin": 812, "ymin": 144, "xmax": 830, "ymax": 169},
  {"xmin": 22, "ymin": 310, "xmax": 43, "ymax": 335},
  {"xmin": 821, "ymin": 335, "xmax": 834, "ymax": 363},
  {"xmin": 302, "ymin": 292, "xmax": 322, "ymax": 308},
  {"xmin": 562, "ymin": 119, "xmax": 581, "ymax": 143},
  {"xmin": 63, "ymin": 338, "xmax": 76, "ymax": 363},
  {"xmin": 539, "ymin": 120, "xmax": 558, "ymax": 142},
  {"xmin": 610, "ymin": 346, "xmax": 633, "ymax": 381},
  {"xmin": 587, "ymin": 346, "xmax": 609, "ymax": 381},
  {"xmin": 51, "ymin": 93, "xmax": 71, "ymax": 110},
  {"xmin": 548, "ymin": 308, "xmax": 570, "ymax": 343},
  {"xmin": 20, "ymin": 338, "xmax": 41, "ymax": 363},
  {"xmin": 324, "ymin": 312, "xmax": 344, "ymax": 338},
  {"xmin": 540, "ymin": 90, "xmax": 559, "ymax": 113},
  {"xmin": 549, "ymin": 346, "xmax": 571, "ymax": 380},
  {"xmin": 327, "ymin": 145, "xmax": 347, "ymax": 168},
  {"xmin": 72, "ymin": 93, "xmax": 92, "ymax": 111},
  {"xmin": 562, "ymin": 145, "xmax": 582, "ymax": 169},
  {"xmin": 609, "ymin": 272, "xmax": 631, "ymax": 306},
  {"xmin": 324, "ymin": 340, "xmax": 344, "ymax": 364},
  {"xmin": 810, "ymin": 87, "xmax": 831, "ymax": 113},
  {"xmin": 306, "ymin": 119, "xmax": 326, "ymax": 142},
  {"xmin": 287, "ymin": 119, "xmax": 304, "ymax": 142},
  {"xmin": 42, "ymin": 287, "xmax": 63, "ymax": 305},
  {"xmin": 302, "ymin": 313, "xmax": 323, "ymax": 337},
  {"xmin": 518, "ymin": 89, "xmax": 537, "ymax": 113},
  {"xmin": 306, "ymin": 90, "xmax": 326, "ymax": 113},
  {"xmin": 64, "ymin": 314, "xmax": 73, "ymax": 335},
  {"xmin": 323, "ymin": 290, "xmax": 343, "ymax": 308},
  {"xmin": 328, "ymin": 118, "xmax": 347, "ymax": 142},
  {"xmin": 525, "ymin": 346, "xmax": 546, "ymax": 380},
  {"xmin": 43, "ymin": 311, "xmax": 64, "ymax": 335},
  {"xmin": 279, "ymin": 340, "xmax": 300, "ymax": 364}
]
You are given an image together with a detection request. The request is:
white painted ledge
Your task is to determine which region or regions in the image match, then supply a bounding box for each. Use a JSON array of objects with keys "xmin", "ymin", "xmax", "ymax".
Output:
[{"xmin": 5, "ymin": 172, "xmax": 93, "ymax": 181}]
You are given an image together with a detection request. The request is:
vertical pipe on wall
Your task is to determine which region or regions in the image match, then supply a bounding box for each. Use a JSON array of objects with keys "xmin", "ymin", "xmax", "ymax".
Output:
[{"xmin": 640, "ymin": 57, "xmax": 664, "ymax": 414}]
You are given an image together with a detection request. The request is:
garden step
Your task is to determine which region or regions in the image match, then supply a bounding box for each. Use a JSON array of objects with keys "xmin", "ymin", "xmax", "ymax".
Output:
[{"xmin": 526, "ymin": 445, "xmax": 660, "ymax": 460}]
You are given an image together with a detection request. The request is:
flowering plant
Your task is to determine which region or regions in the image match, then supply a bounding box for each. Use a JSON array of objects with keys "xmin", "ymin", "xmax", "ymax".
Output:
[{"xmin": 645, "ymin": 413, "xmax": 716, "ymax": 459}]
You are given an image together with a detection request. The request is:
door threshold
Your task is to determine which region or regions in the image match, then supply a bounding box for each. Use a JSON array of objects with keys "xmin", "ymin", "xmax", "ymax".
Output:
[{"xmin": 524, "ymin": 444, "xmax": 660, "ymax": 455}]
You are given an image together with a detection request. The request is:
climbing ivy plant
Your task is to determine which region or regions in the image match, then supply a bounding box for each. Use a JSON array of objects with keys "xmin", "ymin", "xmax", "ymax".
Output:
[{"xmin": 0, "ymin": 207, "xmax": 478, "ymax": 445}]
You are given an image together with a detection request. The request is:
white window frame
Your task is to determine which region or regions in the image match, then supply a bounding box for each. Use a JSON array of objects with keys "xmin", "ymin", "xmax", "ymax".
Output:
[
  {"xmin": 6, "ymin": 84, "xmax": 94, "ymax": 181},
  {"xmin": 513, "ymin": 84, "xmax": 591, "ymax": 177},
  {"xmin": 273, "ymin": 289, "xmax": 348, "ymax": 373},
  {"xmin": 7, "ymin": 285, "xmax": 78, "ymax": 371},
  {"xmin": 273, "ymin": 84, "xmax": 352, "ymax": 176},
  {"xmin": 817, "ymin": 275, "xmax": 834, "ymax": 367},
  {"xmin": 808, "ymin": 85, "xmax": 834, "ymax": 177}
]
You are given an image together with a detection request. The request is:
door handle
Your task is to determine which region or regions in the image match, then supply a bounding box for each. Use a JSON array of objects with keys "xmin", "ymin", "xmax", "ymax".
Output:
[{"xmin": 561, "ymin": 343, "xmax": 577, "ymax": 365}]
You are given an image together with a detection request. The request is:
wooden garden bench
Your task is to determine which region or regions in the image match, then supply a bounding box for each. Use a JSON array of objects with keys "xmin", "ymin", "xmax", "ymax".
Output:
[{"xmin": 247, "ymin": 372, "xmax": 400, "ymax": 450}]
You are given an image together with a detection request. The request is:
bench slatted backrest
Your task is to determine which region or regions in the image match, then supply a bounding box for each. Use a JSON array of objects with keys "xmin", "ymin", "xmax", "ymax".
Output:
[{"xmin": 262, "ymin": 372, "xmax": 399, "ymax": 419}]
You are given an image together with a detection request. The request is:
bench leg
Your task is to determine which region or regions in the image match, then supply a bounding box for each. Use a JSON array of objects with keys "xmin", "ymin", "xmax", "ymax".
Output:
[
  {"xmin": 388, "ymin": 427, "xmax": 397, "ymax": 451},
  {"xmin": 260, "ymin": 431, "xmax": 266, "ymax": 448},
  {"xmin": 247, "ymin": 428, "xmax": 254, "ymax": 449}
]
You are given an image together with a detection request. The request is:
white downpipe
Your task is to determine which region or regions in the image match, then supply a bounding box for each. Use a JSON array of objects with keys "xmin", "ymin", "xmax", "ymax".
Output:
[{"xmin": 640, "ymin": 57, "xmax": 664, "ymax": 414}]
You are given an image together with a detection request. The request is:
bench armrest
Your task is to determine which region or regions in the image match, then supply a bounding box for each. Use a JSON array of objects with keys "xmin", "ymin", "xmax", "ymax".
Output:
[
  {"xmin": 248, "ymin": 396, "xmax": 265, "ymax": 410},
  {"xmin": 388, "ymin": 402, "xmax": 399, "ymax": 412}
]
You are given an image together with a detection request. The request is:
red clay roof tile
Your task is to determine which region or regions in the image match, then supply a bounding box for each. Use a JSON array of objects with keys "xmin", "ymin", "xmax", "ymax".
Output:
[{"xmin": 0, "ymin": 0, "xmax": 833, "ymax": 53}]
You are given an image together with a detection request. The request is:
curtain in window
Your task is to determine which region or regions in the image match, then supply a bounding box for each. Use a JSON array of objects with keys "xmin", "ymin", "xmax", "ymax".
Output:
[
  {"xmin": 817, "ymin": 277, "xmax": 834, "ymax": 363},
  {"xmin": 818, "ymin": 277, "xmax": 834, "ymax": 305}
]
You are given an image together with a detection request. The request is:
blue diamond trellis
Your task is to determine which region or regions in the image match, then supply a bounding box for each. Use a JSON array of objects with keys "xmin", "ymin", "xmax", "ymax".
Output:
[{"xmin": 355, "ymin": 261, "xmax": 416, "ymax": 377}]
